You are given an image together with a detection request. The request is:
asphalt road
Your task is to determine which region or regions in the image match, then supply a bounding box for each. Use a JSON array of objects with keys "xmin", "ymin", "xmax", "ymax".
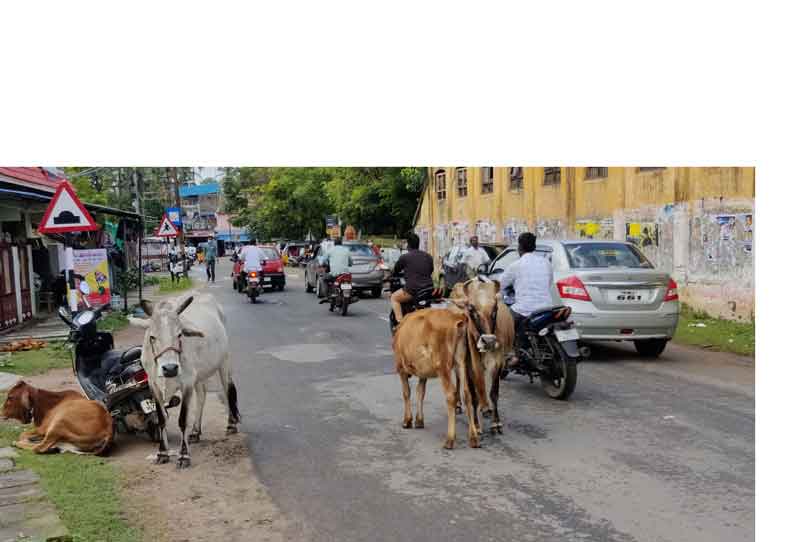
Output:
[{"xmin": 206, "ymin": 258, "xmax": 754, "ymax": 542}]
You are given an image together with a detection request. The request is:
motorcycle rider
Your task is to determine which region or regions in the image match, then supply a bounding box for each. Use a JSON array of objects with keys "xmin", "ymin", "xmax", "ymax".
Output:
[
  {"xmin": 499, "ymin": 231, "xmax": 554, "ymax": 365},
  {"xmin": 462, "ymin": 235, "xmax": 491, "ymax": 278},
  {"xmin": 320, "ymin": 237, "xmax": 352, "ymax": 301},
  {"xmin": 238, "ymin": 240, "xmax": 267, "ymax": 273},
  {"xmin": 390, "ymin": 232, "xmax": 434, "ymax": 324}
]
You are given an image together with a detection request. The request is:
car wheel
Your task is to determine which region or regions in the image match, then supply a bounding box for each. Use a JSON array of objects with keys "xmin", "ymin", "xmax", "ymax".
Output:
[
  {"xmin": 371, "ymin": 286, "xmax": 382, "ymax": 298},
  {"xmin": 305, "ymin": 272, "xmax": 314, "ymax": 293},
  {"xmin": 317, "ymin": 278, "xmax": 325, "ymax": 299},
  {"xmin": 634, "ymin": 339, "xmax": 668, "ymax": 358}
]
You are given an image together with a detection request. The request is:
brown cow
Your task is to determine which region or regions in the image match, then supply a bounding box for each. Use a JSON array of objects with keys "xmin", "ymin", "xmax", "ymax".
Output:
[
  {"xmin": 1, "ymin": 381, "xmax": 113, "ymax": 455},
  {"xmin": 392, "ymin": 307, "xmax": 483, "ymax": 449},
  {"xmin": 450, "ymin": 278, "xmax": 514, "ymax": 434}
]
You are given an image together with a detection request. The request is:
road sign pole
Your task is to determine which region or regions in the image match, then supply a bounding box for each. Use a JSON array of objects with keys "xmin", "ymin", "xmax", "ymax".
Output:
[{"xmin": 171, "ymin": 167, "xmax": 187, "ymax": 275}]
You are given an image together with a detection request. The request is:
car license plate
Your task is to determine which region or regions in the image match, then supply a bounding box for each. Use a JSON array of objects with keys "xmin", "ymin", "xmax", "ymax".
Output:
[
  {"xmin": 555, "ymin": 328, "xmax": 580, "ymax": 342},
  {"xmin": 609, "ymin": 289, "xmax": 649, "ymax": 303},
  {"xmin": 341, "ymin": 283, "xmax": 353, "ymax": 290},
  {"xmin": 140, "ymin": 399, "xmax": 156, "ymax": 415},
  {"xmin": 263, "ymin": 277, "xmax": 271, "ymax": 282}
]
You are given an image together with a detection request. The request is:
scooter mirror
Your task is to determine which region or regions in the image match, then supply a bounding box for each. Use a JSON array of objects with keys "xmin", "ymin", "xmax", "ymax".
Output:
[{"xmin": 57, "ymin": 306, "xmax": 74, "ymax": 327}]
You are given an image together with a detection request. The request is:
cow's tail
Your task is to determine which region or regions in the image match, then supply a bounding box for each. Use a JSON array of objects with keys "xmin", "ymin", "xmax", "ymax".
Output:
[
  {"xmin": 95, "ymin": 424, "xmax": 115, "ymax": 456},
  {"xmin": 228, "ymin": 380, "xmax": 241, "ymax": 424}
]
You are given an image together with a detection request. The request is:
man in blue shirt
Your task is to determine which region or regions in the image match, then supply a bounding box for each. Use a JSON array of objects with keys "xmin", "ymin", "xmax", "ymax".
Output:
[{"xmin": 205, "ymin": 234, "xmax": 218, "ymax": 283}]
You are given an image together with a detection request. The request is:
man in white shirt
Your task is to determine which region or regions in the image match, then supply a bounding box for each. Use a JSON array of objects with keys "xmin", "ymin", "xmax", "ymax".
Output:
[
  {"xmin": 462, "ymin": 236, "xmax": 491, "ymax": 278},
  {"xmin": 239, "ymin": 241, "xmax": 267, "ymax": 272},
  {"xmin": 499, "ymin": 232, "xmax": 554, "ymax": 363}
]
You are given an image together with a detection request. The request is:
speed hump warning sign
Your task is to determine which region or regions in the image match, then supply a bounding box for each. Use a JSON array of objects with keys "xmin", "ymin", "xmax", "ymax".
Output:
[{"xmin": 156, "ymin": 214, "xmax": 179, "ymax": 237}]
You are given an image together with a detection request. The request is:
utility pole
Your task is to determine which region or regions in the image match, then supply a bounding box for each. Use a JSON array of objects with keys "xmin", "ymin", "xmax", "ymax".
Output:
[
  {"xmin": 133, "ymin": 168, "xmax": 144, "ymax": 303},
  {"xmin": 171, "ymin": 167, "xmax": 187, "ymax": 275}
]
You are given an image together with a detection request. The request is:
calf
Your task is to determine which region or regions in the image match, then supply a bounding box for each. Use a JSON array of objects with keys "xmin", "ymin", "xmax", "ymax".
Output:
[
  {"xmin": 392, "ymin": 307, "xmax": 483, "ymax": 449},
  {"xmin": 1, "ymin": 381, "xmax": 113, "ymax": 455}
]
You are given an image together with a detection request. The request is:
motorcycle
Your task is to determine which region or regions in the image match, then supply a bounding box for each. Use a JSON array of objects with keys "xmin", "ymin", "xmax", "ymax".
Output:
[
  {"xmin": 502, "ymin": 303, "xmax": 584, "ymax": 400},
  {"xmin": 57, "ymin": 303, "xmax": 162, "ymax": 442},
  {"xmin": 387, "ymin": 275, "xmax": 444, "ymax": 334},
  {"xmin": 325, "ymin": 272, "xmax": 358, "ymax": 315}
]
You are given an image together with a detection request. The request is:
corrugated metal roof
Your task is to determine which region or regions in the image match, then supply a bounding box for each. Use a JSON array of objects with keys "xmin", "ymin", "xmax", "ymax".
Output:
[
  {"xmin": 179, "ymin": 183, "xmax": 220, "ymax": 197},
  {"xmin": 0, "ymin": 167, "xmax": 65, "ymax": 192}
]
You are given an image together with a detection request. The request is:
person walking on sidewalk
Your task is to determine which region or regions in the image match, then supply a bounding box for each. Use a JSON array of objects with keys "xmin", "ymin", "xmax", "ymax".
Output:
[{"xmin": 205, "ymin": 234, "xmax": 218, "ymax": 283}]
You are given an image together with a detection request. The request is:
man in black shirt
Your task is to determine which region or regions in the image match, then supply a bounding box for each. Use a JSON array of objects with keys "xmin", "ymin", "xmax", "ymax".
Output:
[{"xmin": 391, "ymin": 233, "xmax": 434, "ymax": 323}]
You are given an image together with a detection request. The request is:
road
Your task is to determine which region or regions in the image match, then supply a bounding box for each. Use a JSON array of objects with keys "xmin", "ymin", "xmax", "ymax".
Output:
[{"xmin": 206, "ymin": 258, "xmax": 754, "ymax": 542}]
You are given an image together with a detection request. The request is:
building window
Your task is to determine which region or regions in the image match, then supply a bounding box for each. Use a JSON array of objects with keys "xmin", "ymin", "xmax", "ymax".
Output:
[
  {"xmin": 435, "ymin": 169, "xmax": 447, "ymax": 200},
  {"xmin": 585, "ymin": 167, "xmax": 608, "ymax": 179},
  {"xmin": 543, "ymin": 167, "xmax": 561, "ymax": 185},
  {"xmin": 481, "ymin": 167, "xmax": 494, "ymax": 194},
  {"xmin": 638, "ymin": 167, "xmax": 665, "ymax": 172},
  {"xmin": 456, "ymin": 168, "xmax": 468, "ymax": 197},
  {"xmin": 509, "ymin": 167, "xmax": 524, "ymax": 190}
]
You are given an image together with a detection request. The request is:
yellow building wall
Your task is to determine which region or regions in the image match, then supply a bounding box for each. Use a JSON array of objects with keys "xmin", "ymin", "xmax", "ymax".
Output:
[{"xmin": 416, "ymin": 166, "xmax": 755, "ymax": 321}]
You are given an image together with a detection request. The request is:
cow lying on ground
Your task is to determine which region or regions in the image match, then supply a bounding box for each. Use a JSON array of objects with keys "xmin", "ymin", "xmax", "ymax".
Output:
[
  {"xmin": 392, "ymin": 306, "xmax": 484, "ymax": 449},
  {"xmin": 1, "ymin": 381, "xmax": 113, "ymax": 455},
  {"xmin": 450, "ymin": 278, "xmax": 514, "ymax": 435},
  {"xmin": 133, "ymin": 293, "xmax": 240, "ymax": 469}
]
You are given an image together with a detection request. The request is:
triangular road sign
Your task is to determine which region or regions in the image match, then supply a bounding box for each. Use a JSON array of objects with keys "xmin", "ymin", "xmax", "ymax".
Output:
[
  {"xmin": 156, "ymin": 214, "xmax": 179, "ymax": 237},
  {"xmin": 38, "ymin": 181, "xmax": 99, "ymax": 234}
]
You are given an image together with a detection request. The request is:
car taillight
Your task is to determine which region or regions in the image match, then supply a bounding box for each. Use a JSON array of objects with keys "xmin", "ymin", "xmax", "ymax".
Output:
[
  {"xmin": 557, "ymin": 276, "xmax": 591, "ymax": 301},
  {"xmin": 664, "ymin": 278, "xmax": 679, "ymax": 302}
]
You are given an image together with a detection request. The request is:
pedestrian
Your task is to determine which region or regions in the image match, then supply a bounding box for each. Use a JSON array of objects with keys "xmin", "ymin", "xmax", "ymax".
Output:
[
  {"xmin": 205, "ymin": 234, "xmax": 218, "ymax": 283},
  {"xmin": 462, "ymin": 235, "xmax": 491, "ymax": 278}
]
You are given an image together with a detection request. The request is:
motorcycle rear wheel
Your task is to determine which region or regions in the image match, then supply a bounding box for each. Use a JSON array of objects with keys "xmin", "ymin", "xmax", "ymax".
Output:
[
  {"xmin": 541, "ymin": 340, "xmax": 577, "ymax": 400},
  {"xmin": 249, "ymin": 289, "xmax": 257, "ymax": 303},
  {"xmin": 341, "ymin": 297, "xmax": 349, "ymax": 316}
]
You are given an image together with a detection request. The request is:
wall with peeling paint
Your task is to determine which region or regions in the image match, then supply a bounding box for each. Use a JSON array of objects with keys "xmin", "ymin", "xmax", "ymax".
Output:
[{"xmin": 415, "ymin": 167, "xmax": 754, "ymax": 321}]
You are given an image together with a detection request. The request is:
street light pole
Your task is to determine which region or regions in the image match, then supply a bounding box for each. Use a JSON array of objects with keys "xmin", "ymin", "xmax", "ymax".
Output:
[{"xmin": 171, "ymin": 168, "xmax": 187, "ymax": 275}]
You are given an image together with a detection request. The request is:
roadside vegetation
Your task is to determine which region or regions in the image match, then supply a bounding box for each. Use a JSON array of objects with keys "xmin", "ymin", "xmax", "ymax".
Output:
[
  {"xmin": 157, "ymin": 275, "xmax": 194, "ymax": 293},
  {"xmin": 0, "ymin": 344, "xmax": 72, "ymax": 375},
  {"xmin": 0, "ymin": 421, "xmax": 141, "ymax": 542},
  {"xmin": 674, "ymin": 304, "xmax": 754, "ymax": 357}
]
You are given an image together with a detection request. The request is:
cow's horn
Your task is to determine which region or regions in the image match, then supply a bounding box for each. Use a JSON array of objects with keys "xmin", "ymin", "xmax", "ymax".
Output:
[{"xmin": 176, "ymin": 296, "xmax": 194, "ymax": 315}]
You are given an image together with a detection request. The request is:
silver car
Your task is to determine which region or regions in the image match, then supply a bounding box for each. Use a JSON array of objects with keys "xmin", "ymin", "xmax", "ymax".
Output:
[
  {"xmin": 305, "ymin": 242, "xmax": 386, "ymax": 298},
  {"xmin": 486, "ymin": 240, "xmax": 680, "ymax": 357}
]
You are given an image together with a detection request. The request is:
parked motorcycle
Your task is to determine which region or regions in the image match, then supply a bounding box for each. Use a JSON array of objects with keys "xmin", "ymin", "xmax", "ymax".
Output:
[
  {"xmin": 325, "ymin": 272, "xmax": 357, "ymax": 315},
  {"xmin": 57, "ymin": 303, "xmax": 161, "ymax": 441},
  {"xmin": 387, "ymin": 275, "xmax": 443, "ymax": 334},
  {"xmin": 502, "ymin": 303, "xmax": 583, "ymax": 400}
]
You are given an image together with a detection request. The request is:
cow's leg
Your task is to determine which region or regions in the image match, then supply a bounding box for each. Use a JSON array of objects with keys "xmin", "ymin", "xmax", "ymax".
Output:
[
  {"xmin": 489, "ymin": 366, "xmax": 503, "ymax": 434},
  {"xmin": 189, "ymin": 381, "xmax": 207, "ymax": 443},
  {"xmin": 217, "ymin": 359, "xmax": 241, "ymax": 434},
  {"xmin": 454, "ymin": 372, "xmax": 462, "ymax": 414},
  {"xmin": 399, "ymin": 371, "xmax": 413, "ymax": 429},
  {"xmin": 415, "ymin": 378, "xmax": 427, "ymax": 429},
  {"xmin": 155, "ymin": 401, "xmax": 171, "ymax": 464},
  {"xmin": 30, "ymin": 430, "xmax": 63, "ymax": 454},
  {"xmin": 439, "ymin": 372, "xmax": 457, "ymax": 449},
  {"xmin": 177, "ymin": 388, "xmax": 193, "ymax": 469},
  {"xmin": 457, "ymin": 354, "xmax": 481, "ymax": 449}
]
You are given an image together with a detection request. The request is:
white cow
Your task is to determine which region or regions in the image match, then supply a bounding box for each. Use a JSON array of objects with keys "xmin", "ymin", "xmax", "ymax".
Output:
[{"xmin": 135, "ymin": 293, "xmax": 240, "ymax": 468}]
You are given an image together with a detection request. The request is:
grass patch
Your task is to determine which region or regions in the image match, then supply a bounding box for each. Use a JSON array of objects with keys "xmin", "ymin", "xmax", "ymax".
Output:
[
  {"xmin": 0, "ymin": 344, "xmax": 72, "ymax": 376},
  {"xmin": 157, "ymin": 276, "xmax": 193, "ymax": 294},
  {"xmin": 97, "ymin": 310, "xmax": 130, "ymax": 333},
  {"xmin": 674, "ymin": 304, "xmax": 755, "ymax": 357},
  {"xmin": 0, "ymin": 421, "xmax": 141, "ymax": 542}
]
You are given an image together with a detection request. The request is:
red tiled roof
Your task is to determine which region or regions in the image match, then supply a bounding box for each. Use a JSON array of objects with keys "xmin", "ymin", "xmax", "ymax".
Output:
[{"xmin": 0, "ymin": 167, "xmax": 66, "ymax": 192}]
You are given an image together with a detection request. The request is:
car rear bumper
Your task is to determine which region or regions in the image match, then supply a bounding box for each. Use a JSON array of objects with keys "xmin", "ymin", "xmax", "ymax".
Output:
[
  {"xmin": 261, "ymin": 273, "xmax": 285, "ymax": 287},
  {"xmin": 351, "ymin": 270, "xmax": 384, "ymax": 290},
  {"xmin": 567, "ymin": 300, "xmax": 679, "ymax": 341}
]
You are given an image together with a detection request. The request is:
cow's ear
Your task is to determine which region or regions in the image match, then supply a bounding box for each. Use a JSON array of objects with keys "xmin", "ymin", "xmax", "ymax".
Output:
[
  {"xmin": 141, "ymin": 299, "xmax": 154, "ymax": 317},
  {"xmin": 181, "ymin": 326, "xmax": 204, "ymax": 338},
  {"xmin": 176, "ymin": 296, "xmax": 194, "ymax": 315},
  {"xmin": 18, "ymin": 383, "xmax": 31, "ymax": 410}
]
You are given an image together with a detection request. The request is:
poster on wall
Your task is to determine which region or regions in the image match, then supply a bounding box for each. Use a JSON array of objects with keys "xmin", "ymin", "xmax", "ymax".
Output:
[
  {"xmin": 716, "ymin": 215, "xmax": 737, "ymax": 241},
  {"xmin": 69, "ymin": 249, "xmax": 111, "ymax": 309},
  {"xmin": 626, "ymin": 222, "xmax": 659, "ymax": 248}
]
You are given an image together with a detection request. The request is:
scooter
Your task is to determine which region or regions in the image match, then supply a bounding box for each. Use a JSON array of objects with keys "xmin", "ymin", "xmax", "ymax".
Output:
[
  {"xmin": 387, "ymin": 275, "xmax": 444, "ymax": 334},
  {"xmin": 246, "ymin": 268, "xmax": 261, "ymax": 303},
  {"xmin": 502, "ymin": 302, "xmax": 584, "ymax": 400},
  {"xmin": 57, "ymin": 301, "xmax": 161, "ymax": 441},
  {"xmin": 324, "ymin": 272, "xmax": 358, "ymax": 315}
]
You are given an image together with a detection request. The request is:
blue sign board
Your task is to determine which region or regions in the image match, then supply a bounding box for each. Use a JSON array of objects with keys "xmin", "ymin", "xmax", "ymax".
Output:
[{"xmin": 166, "ymin": 207, "xmax": 182, "ymax": 226}]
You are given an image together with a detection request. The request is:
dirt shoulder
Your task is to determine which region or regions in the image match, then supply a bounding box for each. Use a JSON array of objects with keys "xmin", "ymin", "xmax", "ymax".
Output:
[{"xmin": 17, "ymin": 286, "xmax": 289, "ymax": 542}]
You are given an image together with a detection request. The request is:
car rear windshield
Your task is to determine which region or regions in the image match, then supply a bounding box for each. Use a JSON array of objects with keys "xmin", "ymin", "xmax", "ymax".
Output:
[
  {"xmin": 261, "ymin": 248, "xmax": 279, "ymax": 260},
  {"xmin": 564, "ymin": 243, "xmax": 653, "ymax": 269},
  {"xmin": 345, "ymin": 245, "xmax": 375, "ymax": 256}
]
